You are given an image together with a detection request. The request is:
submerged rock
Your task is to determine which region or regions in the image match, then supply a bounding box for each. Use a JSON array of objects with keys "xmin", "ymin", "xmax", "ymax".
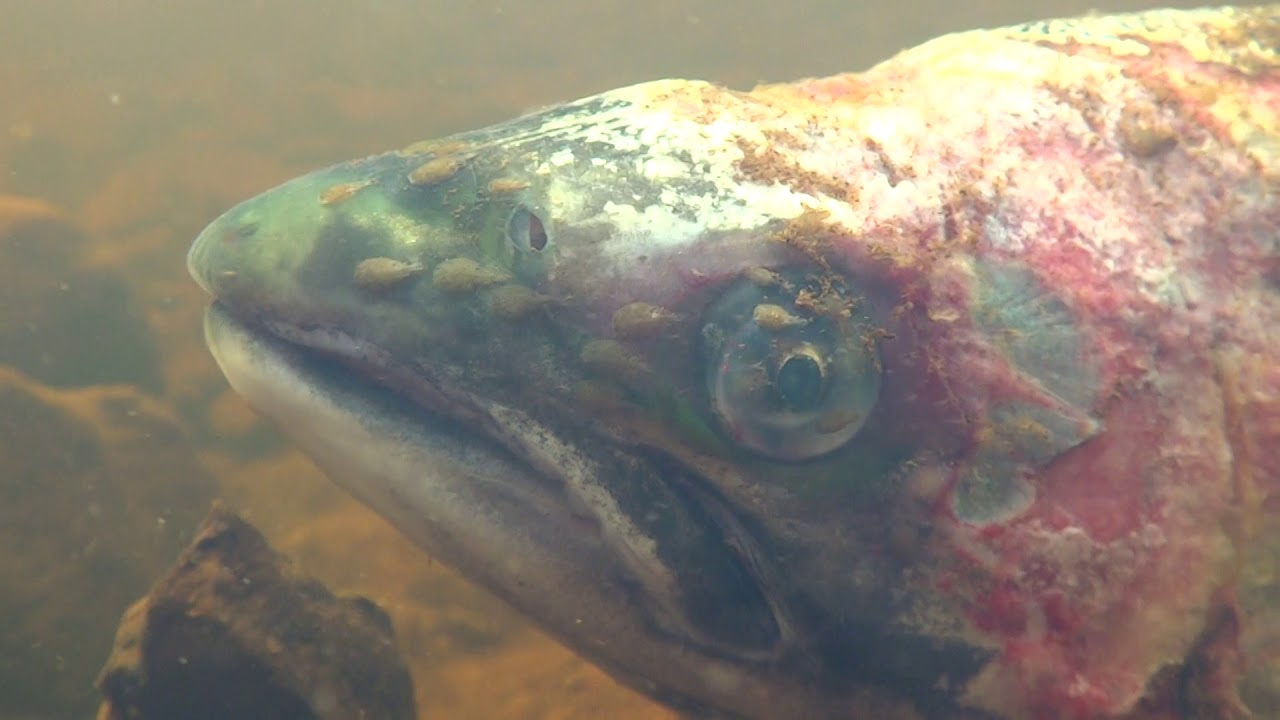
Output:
[{"xmin": 96, "ymin": 502, "xmax": 416, "ymax": 720}]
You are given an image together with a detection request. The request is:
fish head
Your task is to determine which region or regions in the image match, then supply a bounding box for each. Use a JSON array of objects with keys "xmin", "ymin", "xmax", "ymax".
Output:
[
  {"xmin": 189, "ymin": 7, "xmax": 1280, "ymax": 717},
  {"xmin": 191, "ymin": 79, "xmax": 918, "ymax": 715}
]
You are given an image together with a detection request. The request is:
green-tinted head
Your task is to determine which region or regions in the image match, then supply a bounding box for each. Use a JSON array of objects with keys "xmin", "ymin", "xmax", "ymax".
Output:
[{"xmin": 189, "ymin": 78, "xmax": 925, "ymax": 714}]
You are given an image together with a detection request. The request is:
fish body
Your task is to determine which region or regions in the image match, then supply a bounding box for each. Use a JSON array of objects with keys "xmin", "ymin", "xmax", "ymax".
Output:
[{"xmin": 189, "ymin": 6, "xmax": 1280, "ymax": 718}]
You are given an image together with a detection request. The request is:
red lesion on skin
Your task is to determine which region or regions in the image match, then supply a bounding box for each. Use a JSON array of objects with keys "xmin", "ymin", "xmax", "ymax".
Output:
[
  {"xmin": 940, "ymin": 382, "xmax": 1243, "ymax": 717},
  {"xmin": 972, "ymin": 581, "xmax": 1029, "ymax": 636},
  {"xmin": 1030, "ymin": 400, "xmax": 1158, "ymax": 543},
  {"xmin": 906, "ymin": 201, "xmax": 1244, "ymax": 713},
  {"xmin": 893, "ymin": 53, "xmax": 1264, "ymax": 710},
  {"xmin": 735, "ymin": 14, "xmax": 1276, "ymax": 717}
]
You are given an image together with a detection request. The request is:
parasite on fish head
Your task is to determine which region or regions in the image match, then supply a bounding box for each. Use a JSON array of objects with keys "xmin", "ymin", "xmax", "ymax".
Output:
[
  {"xmin": 431, "ymin": 257, "xmax": 510, "ymax": 294},
  {"xmin": 353, "ymin": 257, "xmax": 424, "ymax": 291}
]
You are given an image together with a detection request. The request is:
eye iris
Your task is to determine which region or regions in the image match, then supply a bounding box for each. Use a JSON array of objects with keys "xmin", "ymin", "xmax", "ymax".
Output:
[{"xmin": 774, "ymin": 352, "xmax": 824, "ymax": 411}]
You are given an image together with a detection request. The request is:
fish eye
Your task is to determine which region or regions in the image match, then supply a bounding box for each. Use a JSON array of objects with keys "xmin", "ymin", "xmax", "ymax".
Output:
[
  {"xmin": 508, "ymin": 206, "xmax": 550, "ymax": 253},
  {"xmin": 702, "ymin": 270, "xmax": 882, "ymax": 461}
]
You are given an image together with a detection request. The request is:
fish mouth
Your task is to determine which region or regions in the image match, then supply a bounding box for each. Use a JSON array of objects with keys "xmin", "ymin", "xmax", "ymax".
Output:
[
  {"xmin": 202, "ymin": 299, "xmax": 596, "ymax": 540},
  {"xmin": 202, "ymin": 300, "xmax": 790, "ymax": 677}
]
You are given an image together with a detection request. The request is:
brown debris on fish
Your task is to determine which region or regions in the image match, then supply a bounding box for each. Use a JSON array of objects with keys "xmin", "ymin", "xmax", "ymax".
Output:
[{"xmin": 752, "ymin": 303, "xmax": 809, "ymax": 331}]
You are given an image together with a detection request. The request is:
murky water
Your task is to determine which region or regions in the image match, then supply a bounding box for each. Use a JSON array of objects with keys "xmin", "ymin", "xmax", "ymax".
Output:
[{"xmin": 0, "ymin": 1, "xmax": 1243, "ymax": 718}]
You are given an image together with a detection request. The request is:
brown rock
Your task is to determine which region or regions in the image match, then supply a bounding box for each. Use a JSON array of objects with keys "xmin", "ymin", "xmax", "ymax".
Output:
[
  {"xmin": 96, "ymin": 502, "xmax": 416, "ymax": 720},
  {"xmin": 0, "ymin": 367, "xmax": 217, "ymax": 718}
]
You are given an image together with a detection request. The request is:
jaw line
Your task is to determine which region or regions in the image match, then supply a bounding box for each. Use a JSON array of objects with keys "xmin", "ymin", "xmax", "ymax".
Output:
[
  {"xmin": 201, "ymin": 301, "xmax": 821, "ymax": 714},
  {"xmin": 227, "ymin": 305, "xmax": 764, "ymax": 651},
  {"xmin": 201, "ymin": 303, "xmax": 685, "ymax": 668},
  {"xmin": 239, "ymin": 306, "xmax": 691, "ymax": 608},
  {"xmin": 202, "ymin": 301, "xmax": 593, "ymax": 551},
  {"xmin": 202, "ymin": 302, "xmax": 690, "ymax": 624}
]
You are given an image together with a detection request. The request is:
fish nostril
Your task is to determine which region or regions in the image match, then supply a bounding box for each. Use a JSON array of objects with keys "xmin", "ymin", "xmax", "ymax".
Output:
[
  {"xmin": 235, "ymin": 220, "xmax": 260, "ymax": 239},
  {"xmin": 188, "ymin": 213, "xmax": 255, "ymax": 295}
]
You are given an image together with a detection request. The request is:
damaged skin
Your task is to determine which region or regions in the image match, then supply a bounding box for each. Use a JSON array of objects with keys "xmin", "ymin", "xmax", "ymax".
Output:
[{"xmin": 189, "ymin": 6, "xmax": 1280, "ymax": 720}]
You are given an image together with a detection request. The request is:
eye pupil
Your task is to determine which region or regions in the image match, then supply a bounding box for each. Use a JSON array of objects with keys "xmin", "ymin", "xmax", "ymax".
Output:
[{"xmin": 774, "ymin": 353, "xmax": 825, "ymax": 411}]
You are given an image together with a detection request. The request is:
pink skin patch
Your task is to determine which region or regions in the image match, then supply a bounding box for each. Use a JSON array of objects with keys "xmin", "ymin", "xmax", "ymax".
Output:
[{"xmin": 768, "ymin": 25, "xmax": 1280, "ymax": 718}]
